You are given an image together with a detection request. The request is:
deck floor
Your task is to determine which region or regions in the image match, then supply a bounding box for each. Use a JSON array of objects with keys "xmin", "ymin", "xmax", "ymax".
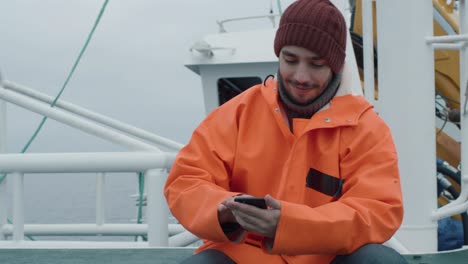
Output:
[{"xmin": 0, "ymin": 247, "xmax": 467, "ymax": 264}]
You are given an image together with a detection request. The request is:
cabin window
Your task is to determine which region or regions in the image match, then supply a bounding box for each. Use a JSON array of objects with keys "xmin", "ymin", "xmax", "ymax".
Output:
[{"xmin": 217, "ymin": 77, "xmax": 262, "ymax": 106}]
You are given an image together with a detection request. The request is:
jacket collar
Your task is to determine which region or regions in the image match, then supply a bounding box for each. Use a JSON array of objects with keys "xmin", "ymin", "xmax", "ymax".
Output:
[{"xmin": 262, "ymin": 72, "xmax": 372, "ymax": 129}]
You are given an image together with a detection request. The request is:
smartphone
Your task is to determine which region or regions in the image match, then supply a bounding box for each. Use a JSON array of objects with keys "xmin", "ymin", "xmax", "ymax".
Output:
[{"xmin": 234, "ymin": 197, "xmax": 267, "ymax": 209}]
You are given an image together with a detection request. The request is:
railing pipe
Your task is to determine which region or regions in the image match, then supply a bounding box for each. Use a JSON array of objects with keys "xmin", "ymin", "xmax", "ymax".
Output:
[
  {"xmin": 0, "ymin": 175, "xmax": 7, "ymax": 240},
  {"xmin": 431, "ymin": 42, "xmax": 466, "ymax": 50},
  {"xmin": 96, "ymin": 173, "xmax": 106, "ymax": 227},
  {"xmin": 0, "ymin": 75, "xmax": 7, "ymax": 239},
  {"xmin": 2, "ymin": 81, "xmax": 183, "ymax": 151},
  {"xmin": 0, "ymin": 78, "xmax": 5, "ymax": 154},
  {"xmin": 168, "ymin": 231, "xmax": 199, "ymax": 247},
  {"xmin": 362, "ymin": 0, "xmax": 376, "ymax": 105},
  {"xmin": 1, "ymin": 223, "xmax": 186, "ymax": 236},
  {"xmin": 432, "ymin": 165, "xmax": 468, "ymax": 220},
  {"xmin": 146, "ymin": 169, "xmax": 169, "ymax": 247},
  {"xmin": 217, "ymin": 14, "xmax": 280, "ymax": 33},
  {"xmin": 425, "ymin": 34, "xmax": 468, "ymax": 43},
  {"xmin": 12, "ymin": 172, "xmax": 24, "ymax": 242},
  {"xmin": 0, "ymin": 88, "xmax": 159, "ymax": 152},
  {"xmin": 0, "ymin": 152, "xmax": 176, "ymax": 173}
]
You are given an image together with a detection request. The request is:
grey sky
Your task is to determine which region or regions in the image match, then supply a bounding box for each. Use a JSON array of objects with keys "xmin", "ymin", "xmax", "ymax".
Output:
[{"xmin": 0, "ymin": 0, "xmax": 294, "ymax": 153}]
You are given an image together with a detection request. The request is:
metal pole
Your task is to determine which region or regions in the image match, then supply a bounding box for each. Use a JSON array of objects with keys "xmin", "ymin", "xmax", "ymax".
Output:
[
  {"xmin": 2, "ymin": 81, "xmax": 183, "ymax": 151},
  {"xmin": 431, "ymin": 42, "xmax": 466, "ymax": 50},
  {"xmin": 12, "ymin": 172, "xmax": 24, "ymax": 242},
  {"xmin": 0, "ymin": 88, "xmax": 159, "ymax": 152},
  {"xmin": 1, "ymin": 223, "xmax": 185, "ymax": 236},
  {"xmin": 362, "ymin": 0, "xmax": 376, "ymax": 105},
  {"xmin": 426, "ymin": 34, "xmax": 468, "ymax": 43},
  {"xmin": 0, "ymin": 73, "xmax": 6, "ymax": 240},
  {"xmin": 96, "ymin": 173, "xmax": 106, "ymax": 228},
  {"xmin": 0, "ymin": 77, "xmax": 5, "ymax": 155},
  {"xmin": 0, "ymin": 152, "xmax": 176, "ymax": 173},
  {"xmin": 146, "ymin": 169, "xmax": 169, "ymax": 247},
  {"xmin": 459, "ymin": 0, "xmax": 468, "ymax": 215},
  {"xmin": 0, "ymin": 176, "xmax": 6, "ymax": 240},
  {"xmin": 376, "ymin": 0, "xmax": 437, "ymax": 252},
  {"xmin": 168, "ymin": 231, "xmax": 200, "ymax": 247}
]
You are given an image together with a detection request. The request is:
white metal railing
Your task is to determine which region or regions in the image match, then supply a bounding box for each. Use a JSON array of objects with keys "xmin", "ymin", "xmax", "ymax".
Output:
[
  {"xmin": 0, "ymin": 73, "xmax": 6, "ymax": 241},
  {"xmin": 428, "ymin": 0, "xmax": 468, "ymax": 221},
  {"xmin": 12, "ymin": 172, "xmax": 24, "ymax": 241},
  {"xmin": 217, "ymin": 14, "xmax": 281, "ymax": 33},
  {"xmin": 1, "ymin": 81, "xmax": 184, "ymax": 151},
  {"xmin": 0, "ymin": 78, "xmax": 200, "ymax": 247},
  {"xmin": 0, "ymin": 152, "xmax": 171, "ymax": 242},
  {"xmin": 0, "ymin": 84, "xmax": 157, "ymax": 151},
  {"xmin": 0, "ymin": 152, "xmax": 175, "ymax": 173},
  {"xmin": 0, "ymin": 223, "xmax": 186, "ymax": 236},
  {"xmin": 0, "ymin": 71, "xmax": 12, "ymax": 240},
  {"xmin": 0, "ymin": 152, "xmax": 199, "ymax": 247},
  {"xmin": 96, "ymin": 172, "xmax": 106, "ymax": 226}
]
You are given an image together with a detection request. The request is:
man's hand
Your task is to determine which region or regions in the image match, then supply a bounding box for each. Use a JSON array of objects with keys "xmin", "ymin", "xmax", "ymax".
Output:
[
  {"xmin": 217, "ymin": 203, "xmax": 237, "ymax": 225},
  {"xmin": 218, "ymin": 195, "xmax": 253, "ymax": 242},
  {"xmin": 222, "ymin": 194, "xmax": 281, "ymax": 238},
  {"xmin": 218, "ymin": 194, "xmax": 254, "ymax": 224}
]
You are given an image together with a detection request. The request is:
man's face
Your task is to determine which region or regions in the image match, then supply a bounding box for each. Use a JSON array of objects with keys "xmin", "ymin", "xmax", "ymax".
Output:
[{"xmin": 279, "ymin": 45, "xmax": 333, "ymax": 104}]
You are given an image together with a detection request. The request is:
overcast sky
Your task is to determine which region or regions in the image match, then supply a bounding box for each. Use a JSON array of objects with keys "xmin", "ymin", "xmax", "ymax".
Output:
[{"xmin": 0, "ymin": 0, "xmax": 296, "ymax": 153}]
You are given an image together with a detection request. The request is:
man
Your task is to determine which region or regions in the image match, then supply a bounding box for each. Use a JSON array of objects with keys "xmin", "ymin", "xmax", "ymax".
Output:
[{"xmin": 164, "ymin": 0, "xmax": 406, "ymax": 263}]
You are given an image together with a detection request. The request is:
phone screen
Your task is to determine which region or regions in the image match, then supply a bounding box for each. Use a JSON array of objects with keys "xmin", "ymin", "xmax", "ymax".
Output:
[{"xmin": 234, "ymin": 197, "xmax": 267, "ymax": 209}]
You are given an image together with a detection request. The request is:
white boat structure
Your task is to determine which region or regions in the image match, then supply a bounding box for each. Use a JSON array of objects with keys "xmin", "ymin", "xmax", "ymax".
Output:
[{"xmin": 0, "ymin": 0, "xmax": 468, "ymax": 263}]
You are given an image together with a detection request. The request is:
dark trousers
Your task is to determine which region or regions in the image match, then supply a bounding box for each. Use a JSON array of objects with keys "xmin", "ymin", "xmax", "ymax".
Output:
[{"xmin": 180, "ymin": 244, "xmax": 408, "ymax": 264}]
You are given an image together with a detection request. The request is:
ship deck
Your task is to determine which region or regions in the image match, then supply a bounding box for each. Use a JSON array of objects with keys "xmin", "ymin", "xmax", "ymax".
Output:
[{"xmin": 0, "ymin": 245, "xmax": 467, "ymax": 264}]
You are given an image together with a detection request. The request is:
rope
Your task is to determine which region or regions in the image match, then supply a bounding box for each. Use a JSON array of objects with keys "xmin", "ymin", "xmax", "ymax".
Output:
[
  {"xmin": 22, "ymin": 0, "xmax": 110, "ymax": 153},
  {"xmin": 0, "ymin": 0, "xmax": 110, "ymax": 240},
  {"xmin": 0, "ymin": 0, "xmax": 109, "ymax": 183}
]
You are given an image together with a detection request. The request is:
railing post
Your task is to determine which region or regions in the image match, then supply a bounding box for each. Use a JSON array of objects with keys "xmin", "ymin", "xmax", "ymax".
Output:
[
  {"xmin": 362, "ymin": 0, "xmax": 376, "ymax": 105},
  {"xmin": 0, "ymin": 175, "xmax": 7, "ymax": 240},
  {"xmin": 0, "ymin": 74, "xmax": 5, "ymax": 154},
  {"xmin": 12, "ymin": 172, "xmax": 24, "ymax": 242},
  {"xmin": 146, "ymin": 168, "xmax": 169, "ymax": 247},
  {"xmin": 0, "ymin": 71, "xmax": 7, "ymax": 240},
  {"xmin": 96, "ymin": 173, "xmax": 106, "ymax": 229}
]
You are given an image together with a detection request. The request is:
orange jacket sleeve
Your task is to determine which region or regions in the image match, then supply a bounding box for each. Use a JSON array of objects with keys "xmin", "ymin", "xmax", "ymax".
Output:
[{"xmin": 164, "ymin": 110, "xmax": 240, "ymax": 242}]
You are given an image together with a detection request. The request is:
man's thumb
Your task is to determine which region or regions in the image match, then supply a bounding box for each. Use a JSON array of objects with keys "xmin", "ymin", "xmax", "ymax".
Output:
[{"xmin": 265, "ymin": 194, "xmax": 281, "ymax": 209}]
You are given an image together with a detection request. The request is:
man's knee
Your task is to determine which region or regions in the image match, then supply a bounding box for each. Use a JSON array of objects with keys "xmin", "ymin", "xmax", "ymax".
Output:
[
  {"xmin": 180, "ymin": 249, "xmax": 236, "ymax": 264},
  {"xmin": 331, "ymin": 244, "xmax": 408, "ymax": 264}
]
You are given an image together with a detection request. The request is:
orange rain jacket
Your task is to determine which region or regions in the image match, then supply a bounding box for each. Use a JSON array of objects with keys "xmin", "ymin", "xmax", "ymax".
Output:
[{"xmin": 164, "ymin": 77, "xmax": 404, "ymax": 264}]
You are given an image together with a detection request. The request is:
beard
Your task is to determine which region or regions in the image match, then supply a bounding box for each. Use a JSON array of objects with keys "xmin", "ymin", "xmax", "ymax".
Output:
[
  {"xmin": 276, "ymin": 68, "xmax": 341, "ymax": 118},
  {"xmin": 277, "ymin": 70, "xmax": 325, "ymax": 106}
]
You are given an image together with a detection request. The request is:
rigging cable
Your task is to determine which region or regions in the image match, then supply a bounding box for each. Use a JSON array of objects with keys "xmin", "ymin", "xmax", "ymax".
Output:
[
  {"xmin": 21, "ymin": 0, "xmax": 110, "ymax": 154},
  {"xmin": 0, "ymin": 0, "xmax": 110, "ymax": 240}
]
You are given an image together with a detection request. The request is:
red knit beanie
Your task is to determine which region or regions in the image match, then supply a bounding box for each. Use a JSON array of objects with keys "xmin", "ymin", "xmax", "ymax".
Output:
[{"xmin": 274, "ymin": 0, "xmax": 347, "ymax": 73}]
